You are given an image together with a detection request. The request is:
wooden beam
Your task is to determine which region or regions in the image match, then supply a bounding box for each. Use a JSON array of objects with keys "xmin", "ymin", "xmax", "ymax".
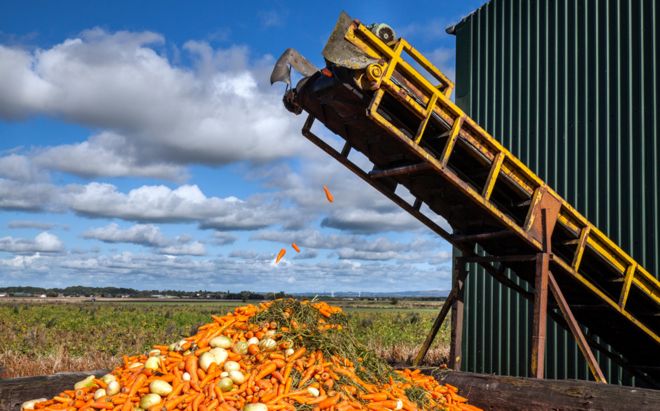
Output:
[
  {"xmin": 548, "ymin": 271, "xmax": 607, "ymax": 383},
  {"xmin": 430, "ymin": 370, "xmax": 660, "ymax": 411},
  {"xmin": 0, "ymin": 370, "xmax": 108, "ymax": 411}
]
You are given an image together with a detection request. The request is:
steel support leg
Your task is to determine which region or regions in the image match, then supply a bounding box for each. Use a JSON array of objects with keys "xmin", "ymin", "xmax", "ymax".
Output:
[
  {"xmin": 414, "ymin": 258, "xmax": 468, "ymax": 366},
  {"xmin": 449, "ymin": 258, "xmax": 466, "ymax": 371},
  {"xmin": 531, "ymin": 208, "xmax": 551, "ymax": 379},
  {"xmin": 548, "ymin": 271, "xmax": 607, "ymax": 383}
]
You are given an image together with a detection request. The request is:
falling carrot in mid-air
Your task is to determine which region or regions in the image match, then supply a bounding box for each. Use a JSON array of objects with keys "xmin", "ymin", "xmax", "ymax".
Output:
[
  {"xmin": 275, "ymin": 248, "xmax": 286, "ymax": 264},
  {"xmin": 323, "ymin": 185, "xmax": 334, "ymax": 203},
  {"xmin": 292, "ymin": 243, "xmax": 301, "ymax": 253}
]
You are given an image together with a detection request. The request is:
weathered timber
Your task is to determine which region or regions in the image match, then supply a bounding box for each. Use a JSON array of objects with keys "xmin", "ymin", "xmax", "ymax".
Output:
[
  {"xmin": 431, "ymin": 370, "xmax": 660, "ymax": 411},
  {"xmin": 0, "ymin": 370, "xmax": 107, "ymax": 411}
]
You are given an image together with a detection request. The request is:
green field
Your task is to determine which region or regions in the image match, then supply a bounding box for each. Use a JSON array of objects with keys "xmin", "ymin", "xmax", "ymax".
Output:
[{"xmin": 0, "ymin": 300, "xmax": 449, "ymax": 378}]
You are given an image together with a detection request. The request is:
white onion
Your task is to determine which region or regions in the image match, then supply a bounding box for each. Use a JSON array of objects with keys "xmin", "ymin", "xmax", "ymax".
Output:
[
  {"xmin": 224, "ymin": 361, "xmax": 241, "ymax": 372},
  {"xmin": 285, "ymin": 348, "xmax": 295, "ymax": 356},
  {"xmin": 101, "ymin": 374, "xmax": 116, "ymax": 384},
  {"xmin": 199, "ymin": 352, "xmax": 216, "ymax": 371},
  {"xmin": 21, "ymin": 399, "xmax": 46, "ymax": 410},
  {"xmin": 93, "ymin": 389, "xmax": 106, "ymax": 400},
  {"xmin": 265, "ymin": 330, "xmax": 276, "ymax": 337},
  {"xmin": 307, "ymin": 387, "xmax": 320, "ymax": 397},
  {"xmin": 217, "ymin": 377, "xmax": 234, "ymax": 392},
  {"xmin": 243, "ymin": 403, "xmax": 268, "ymax": 411},
  {"xmin": 258, "ymin": 338, "xmax": 277, "ymax": 352},
  {"xmin": 395, "ymin": 399, "xmax": 403, "ymax": 410},
  {"xmin": 209, "ymin": 347, "xmax": 228, "ymax": 364},
  {"xmin": 182, "ymin": 372, "xmax": 191, "ymax": 381},
  {"xmin": 129, "ymin": 362, "xmax": 143, "ymax": 369},
  {"xmin": 233, "ymin": 341, "xmax": 248, "ymax": 355},
  {"xmin": 150, "ymin": 380, "xmax": 173, "ymax": 396},
  {"xmin": 149, "ymin": 349, "xmax": 161, "ymax": 357},
  {"xmin": 106, "ymin": 380, "xmax": 120, "ymax": 396},
  {"xmin": 221, "ymin": 371, "xmax": 229, "ymax": 378},
  {"xmin": 74, "ymin": 375, "xmax": 96, "ymax": 389},
  {"xmin": 209, "ymin": 335, "xmax": 232, "ymax": 349},
  {"xmin": 144, "ymin": 356, "xmax": 160, "ymax": 371},
  {"xmin": 229, "ymin": 370, "xmax": 245, "ymax": 384},
  {"xmin": 247, "ymin": 337, "xmax": 259, "ymax": 346},
  {"xmin": 140, "ymin": 393, "xmax": 161, "ymax": 409}
]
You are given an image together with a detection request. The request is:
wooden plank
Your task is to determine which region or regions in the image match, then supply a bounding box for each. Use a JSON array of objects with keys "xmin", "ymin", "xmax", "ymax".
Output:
[
  {"xmin": 431, "ymin": 370, "xmax": 660, "ymax": 411},
  {"xmin": 0, "ymin": 370, "xmax": 108, "ymax": 411},
  {"xmin": 433, "ymin": 370, "xmax": 660, "ymax": 410}
]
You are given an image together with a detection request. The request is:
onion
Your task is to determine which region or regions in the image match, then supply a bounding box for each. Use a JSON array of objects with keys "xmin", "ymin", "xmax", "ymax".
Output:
[
  {"xmin": 265, "ymin": 330, "xmax": 276, "ymax": 337},
  {"xmin": 199, "ymin": 352, "xmax": 216, "ymax": 371},
  {"xmin": 258, "ymin": 338, "xmax": 277, "ymax": 352},
  {"xmin": 144, "ymin": 356, "xmax": 160, "ymax": 371},
  {"xmin": 217, "ymin": 377, "xmax": 234, "ymax": 392},
  {"xmin": 148, "ymin": 349, "xmax": 161, "ymax": 357},
  {"xmin": 209, "ymin": 335, "xmax": 232, "ymax": 349},
  {"xmin": 150, "ymin": 380, "xmax": 173, "ymax": 396},
  {"xmin": 285, "ymin": 348, "xmax": 295, "ymax": 356},
  {"xmin": 229, "ymin": 370, "xmax": 245, "ymax": 384},
  {"xmin": 140, "ymin": 393, "xmax": 162, "ymax": 409},
  {"xmin": 209, "ymin": 347, "xmax": 228, "ymax": 364},
  {"xmin": 101, "ymin": 374, "xmax": 116, "ymax": 384},
  {"xmin": 307, "ymin": 387, "xmax": 320, "ymax": 397},
  {"xmin": 74, "ymin": 375, "xmax": 96, "ymax": 389},
  {"xmin": 232, "ymin": 341, "xmax": 248, "ymax": 355},
  {"xmin": 247, "ymin": 337, "xmax": 259, "ymax": 346},
  {"xmin": 243, "ymin": 403, "xmax": 268, "ymax": 411},
  {"xmin": 221, "ymin": 371, "xmax": 229, "ymax": 378},
  {"xmin": 21, "ymin": 399, "xmax": 46, "ymax": 410},
  {"xmin": 106, "ymin": 380, "xmax": 120, "ymax": 396},
  {"xmin": 93, "ymin": 389, "xmax": 106, "ymax": 400},
  {"xmin": 182, "ymin": 372, "xmax": 191, "ymax": 381},
  {"xmin": 395, "ymin": 399, "xmax": 403, "ymax": 410},
  {"xmin": 129, "ymin": 362, "xmax": 143, "ymax": 368},
  {"xmin": 224, "ymin": 361, "xmax": 240, "ymax": 372}
]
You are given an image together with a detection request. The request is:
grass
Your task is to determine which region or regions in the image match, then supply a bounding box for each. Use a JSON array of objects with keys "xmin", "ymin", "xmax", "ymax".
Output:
[{"xmin": 0, "ymin": 300, "xmax": 449, "ymax": 378}]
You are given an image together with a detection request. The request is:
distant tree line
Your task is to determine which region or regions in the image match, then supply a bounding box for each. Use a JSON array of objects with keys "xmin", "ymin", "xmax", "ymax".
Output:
[{"xmin": 0, "ymin": 286, "xmax": 289, "ymax": 301}]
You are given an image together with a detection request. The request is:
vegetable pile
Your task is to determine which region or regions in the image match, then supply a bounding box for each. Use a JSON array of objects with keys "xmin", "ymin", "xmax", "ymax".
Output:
[{"xmin": 26, "ymin": 300, "xmax": 481, "ymax": 411}]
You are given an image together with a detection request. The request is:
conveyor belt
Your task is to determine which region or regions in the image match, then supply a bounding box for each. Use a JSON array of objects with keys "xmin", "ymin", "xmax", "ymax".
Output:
[{"xmin": 279, "ymin": 13, "xmax": 660, "ymax": 383}]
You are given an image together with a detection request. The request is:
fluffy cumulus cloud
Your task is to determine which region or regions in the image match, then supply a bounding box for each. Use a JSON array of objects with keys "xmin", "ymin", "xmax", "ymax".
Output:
[
  {"xmin": 0, "ymin": 29, "xmax": 305, "ymax": 179},
  {"xmin": 0, "ymin": 28, "xmax": 457, "ymax": 292},
  {"xmin": 0, "ymin": 232, "xmax": 64, "ymax": 253},
  {"xmin": 83, "ymin": 223, "xmax": 206, "ymax": 256}
]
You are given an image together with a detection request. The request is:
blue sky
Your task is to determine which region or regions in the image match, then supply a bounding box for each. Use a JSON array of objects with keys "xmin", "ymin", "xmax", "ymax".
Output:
[{"xmin": 0, "ymin": 1, "xmax": 485, "ymax": 292}]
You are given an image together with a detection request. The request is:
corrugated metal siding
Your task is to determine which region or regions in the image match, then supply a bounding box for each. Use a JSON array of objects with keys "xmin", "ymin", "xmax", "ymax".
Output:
[{"xmin": 453, "ymin": 0, "xmax": 658, "ymax": 386}]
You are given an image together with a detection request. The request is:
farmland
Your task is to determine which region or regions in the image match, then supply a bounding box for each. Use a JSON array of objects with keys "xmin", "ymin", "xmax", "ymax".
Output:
[{"xmin": 0, "ymin": 299, "xmax": 449, "ymax": 378}]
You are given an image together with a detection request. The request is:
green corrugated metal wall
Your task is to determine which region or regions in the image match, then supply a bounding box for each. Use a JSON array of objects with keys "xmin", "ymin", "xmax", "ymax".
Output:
[{"xmin": 451, "ymin": 0, "xmax": 658, "ymax": 386}]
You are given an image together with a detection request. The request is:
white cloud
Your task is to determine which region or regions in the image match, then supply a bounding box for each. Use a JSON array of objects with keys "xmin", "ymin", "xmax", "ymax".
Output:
[
  {"xmin": 159, "ymin": 241, "xmax": 205, "ymax": 256},
  {"xmin": 83, "ymin": 223, "xmax": 168, "ymax": 247},
  {"xmin": 0, "ymin": 30, "xmax": 305, "ymax": 181},
  {"xmin": 0, "ymin": 232, "xmax": 63, "ymax": 253},
  {"xmin": 83, "ymin": 223, "xmax": 207, "ymax": 256},
  {"xmin": 8, "ymin": 220, "xmax": 63, "ymax": 230}
]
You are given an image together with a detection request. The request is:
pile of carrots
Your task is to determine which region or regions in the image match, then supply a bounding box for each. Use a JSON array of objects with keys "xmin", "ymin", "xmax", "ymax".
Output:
[{"xmin": 27, "ymin": 300, "xmax": 481, "ymax": 411}]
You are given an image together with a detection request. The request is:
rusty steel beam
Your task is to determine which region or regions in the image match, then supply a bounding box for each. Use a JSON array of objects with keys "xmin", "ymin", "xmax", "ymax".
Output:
[
  {"xmin": 369, "ymin": 162, "xmax": 432, "ymax": 178},
  {"xmin": 449, "ymin": 259, "xmax": 467, "ymax": 371},
  {"xmin": 548, "ymin": 271, "xmax": 607, "ymax": 383},
  {"xmin": 414, "ymin": 260, "xmax": 469, "ymax": 366}
]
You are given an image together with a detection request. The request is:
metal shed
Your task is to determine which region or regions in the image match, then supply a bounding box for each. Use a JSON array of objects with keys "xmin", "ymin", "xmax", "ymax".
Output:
[{"xmin": 449, "ymin": 0, "xmax": 659, "ymax": 386}]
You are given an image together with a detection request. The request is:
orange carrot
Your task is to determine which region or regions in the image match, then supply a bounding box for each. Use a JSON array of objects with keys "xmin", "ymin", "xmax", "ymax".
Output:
[
  {"xmin": 275, "ymin": 248, "xmax": 286, "ymax": 264},
  {"xmin": 323, "ymin": 185, "xmax": 334, "ymax": 202},
  {"xmin": 291, "ymin": 243, "xmax": 301, "ymax": 253}
]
